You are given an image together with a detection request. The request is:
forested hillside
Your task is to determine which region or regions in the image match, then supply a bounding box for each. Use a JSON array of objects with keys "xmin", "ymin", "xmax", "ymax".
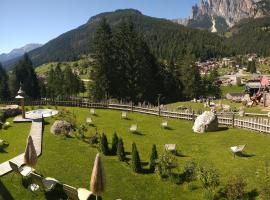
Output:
[
  {"xmin": 226, "ymin": 17, "xmax": 270, "ymax": 56},
  {"xmin": 28, "ymin": 9, "xmax": 230, "ymax": 66}
]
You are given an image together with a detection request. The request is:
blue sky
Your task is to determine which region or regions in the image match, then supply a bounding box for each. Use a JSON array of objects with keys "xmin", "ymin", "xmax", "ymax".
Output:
[{"xmin": 0, "ymin": 0, "xmax": 199, "ymax": 54}]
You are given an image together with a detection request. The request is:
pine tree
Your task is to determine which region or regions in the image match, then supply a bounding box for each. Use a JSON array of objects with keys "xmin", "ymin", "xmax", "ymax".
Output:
[
  {"xmin": 91, "ymin": 18, "xmax": 114, "ymax": 101},
  {"xmin": 149, "ymin": 144, "xmax": 158, "ymax": 172},
  {"xmin": 0, "ymin": 63, "xmax": 10, "ymax": 100},
  {"xmin": 117, "ymin": 138, "xmax": 125, "ymax": 161},
  {"xmin": 54, "ymin": 64, "xmax": 64, "ymax": 99},
  {"xmin": 131, "ymin": 143, "xmax": 141, "ymax": 173},
  {"xmin": 47, "ymin": 68, "xmax": 56, "ymax": 99},
  {"xmin": 111, "ymin": 132, "xmax": 119, "ymax": 155},
  {"xmin": 179, "ymin": 55, "xmax": 202, "ymax": 99},
  {"xmin": 112, "ymin": 20, "xmax": 160, "ymax": 103},
  {"xmin": 9, "ymin": 54, "xmax": 40, "ymax": 98},
  {"xmin": 99, "ymin": 133, "xmax": 109, "ymax": 155}
]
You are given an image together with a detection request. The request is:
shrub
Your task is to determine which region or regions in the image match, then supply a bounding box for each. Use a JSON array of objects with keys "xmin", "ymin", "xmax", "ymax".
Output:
[
  {"xmin": 0, "ymin": 110, "xmax": 6, "ymax": 123},
  {"xmin": 3, "ymin": 122, "xmax": 11, "ymax": 130},
  {"xmin": 131, "ymin": 143, "xmax": 141, "ymax": 173},
  {"xmin": 225, "ymin": 176, "xmax": 246, "ymax": 200},
  {"xmin": 198, "ymin": 164, "xmax": 220, "ymax": 190},
  {"xmin": 117, "ymin": 138, "xmax": 125, "ymax": 161},
  {"xmin": 111, "ymin": 132, "xmax": 118, "ymax": 155},
  {"xmin": 76, "ymin": 124, "xmax": 87, "ymax": 140},
  {"xmin": 149, "ymin": 144, "xmax": 158, "ymax": 172},
  {"xmin": 155, "ymin": 151, "xmax": 177, "ymax": 179},
  {"xmin": 259, "ymin": 165, "xmax": 270, "ymax": 200},
  {"xmin": 260, "ymin": 185, "xmax": 270, "ymax": 200},
  {"xmin": 183, "ymin": 160, "xmax": 197, "ymax": 182},
  {"xmin": 202, "ymin": 189, "xmax": 216, "ymax": 200},
  {"xmin": 187, "ymin": 182, "xmax": 198, "ymax": 191},
  {"xmin": 99, "ymin": 133, "xmax": 109, "ymax": 155},
  {"xmin": 55, "ymin": 109, "xmax": 77, "ymax": 129}
]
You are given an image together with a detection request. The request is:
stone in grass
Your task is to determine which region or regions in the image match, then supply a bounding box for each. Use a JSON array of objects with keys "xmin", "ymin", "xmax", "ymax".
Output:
[
  {"xmin": 50, "ymin": 120, "xmax": 72, "ymax": 136},
  {"xmin": 192, "ymin": 111, "xmax": 218, "ymax": 133}
]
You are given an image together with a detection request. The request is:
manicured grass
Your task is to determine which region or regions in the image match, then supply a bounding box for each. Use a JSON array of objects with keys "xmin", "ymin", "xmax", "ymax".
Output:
[
  {"xmin": 1, "ymin": 107, "xmax": 270, "ymax": 199},
  {"xmin": 166, "ymin": 101, "xmax": 208, "ymax": 111},
  {"xmin": 221, "ymin": 85, "xmax": 244, "ymax": 96},
  {"xmin": 0, "ymin": 119, "xmax": 31, "ymax": 163}
]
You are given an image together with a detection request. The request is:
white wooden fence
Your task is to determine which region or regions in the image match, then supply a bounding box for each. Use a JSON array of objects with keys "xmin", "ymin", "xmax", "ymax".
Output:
[{"xmin": 1, "ymin": 99, "xmax": 270, "ymax": 134}]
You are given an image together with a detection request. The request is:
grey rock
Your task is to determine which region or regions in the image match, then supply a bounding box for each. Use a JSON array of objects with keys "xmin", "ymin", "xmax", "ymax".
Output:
[{"xmin": 50, "ymin": 120, "xmax": 72, "ymax": 136}]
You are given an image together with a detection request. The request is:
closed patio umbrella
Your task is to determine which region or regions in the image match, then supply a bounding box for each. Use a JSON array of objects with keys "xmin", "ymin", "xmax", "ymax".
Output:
[
  {"xmin": 90, "ymin": 153, "xmax": 105, "ymax": 200},
  {"xmin": 24, "ymin": 135, "xmax": 38, "ymax": 167}
]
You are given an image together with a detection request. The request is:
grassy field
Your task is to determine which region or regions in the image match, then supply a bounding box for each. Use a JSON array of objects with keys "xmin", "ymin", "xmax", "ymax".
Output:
[
  {"xmin": 0, "ymin": 120, "xmax": 30, "ymax": 163},
  {"xmin": 35, "ymin": 58, "xmax": 92, "ymax": 80},
  {"xmin": 1, "ymin": 107, "xmax": 270, "ymax": 199},
  {"xmin": 221, "ymin": 86, "xmax": 244, "ymax": 96}
]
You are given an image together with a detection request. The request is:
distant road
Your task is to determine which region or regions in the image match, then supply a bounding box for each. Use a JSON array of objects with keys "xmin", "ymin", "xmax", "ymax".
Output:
[
  {"xmin": 221, "ymin": 73, "xmax": 270, "ymax": 79},
  {"xmin": 81, "ymin": 79, "xmax": 92, "ymax": 82}
]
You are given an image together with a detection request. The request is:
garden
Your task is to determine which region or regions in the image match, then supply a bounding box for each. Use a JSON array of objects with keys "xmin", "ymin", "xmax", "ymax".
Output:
[{"xmin": 1, "ymin": 106, "xmax": 270, "ymax": 200}]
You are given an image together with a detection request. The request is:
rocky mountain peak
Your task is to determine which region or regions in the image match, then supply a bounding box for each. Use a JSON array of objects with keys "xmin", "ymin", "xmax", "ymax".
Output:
[
  {"xmin": 176, "ymin": 0, "xmax": 270, "ymax": 32},
  {"xmin": 193, "ymin": 0, "xmax": 267, "ymax": 27}
]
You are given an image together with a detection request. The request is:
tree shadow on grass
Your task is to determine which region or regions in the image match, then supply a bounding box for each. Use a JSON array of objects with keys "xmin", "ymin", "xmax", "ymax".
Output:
[
  {"xmin": 130, "ymin": 131, "xmax": 145, "ymax": 136},
  {"xmin": 141, "ymin": 161, "xmax": 149, "ymax": 167},
  {"xmin": 175, "ymin": 151, "xmax": 188, "ymax": 157},
  {"xmin": 140, "ymin": 168, "xmax": 153, "ymax": 175},
  {"xmin": 246, "ymin": 189, "xmax": 259, "ymax": 200},
  {"xmin": 0, "ymin": 148, "xmax": 8, "ymax": 153},
  {"xmin": 0, "ymin": 180, "xmax": 15, "ymax": 200}
]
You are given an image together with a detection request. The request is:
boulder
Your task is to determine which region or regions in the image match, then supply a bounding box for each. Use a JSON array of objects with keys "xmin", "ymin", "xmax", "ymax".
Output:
[
  {"xmin": 50, "ymin": 120, "xmax": 72, "ymax": 136},
  {"xmin": 192, "ymin": 111, "xmax": 219, "ymax": 133}
]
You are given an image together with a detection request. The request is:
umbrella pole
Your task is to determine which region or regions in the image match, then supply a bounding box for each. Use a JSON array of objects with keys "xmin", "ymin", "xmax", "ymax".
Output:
[{"xmin": 96, "ymin": 195, "xmax": 98, "ymax": 200}]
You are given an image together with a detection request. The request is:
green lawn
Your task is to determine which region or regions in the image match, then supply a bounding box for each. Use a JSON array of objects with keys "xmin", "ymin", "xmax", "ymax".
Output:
[
  {"xmin": 221, "ymin": 86, "xmax": 244, "ymax": 96},
  {"xmin": 1, "ymin": 107, "xmax": 270, "ymax": 199},
  {"xmin": 0, "ymin": 119, "xmax": 31, "ymax": 163}
]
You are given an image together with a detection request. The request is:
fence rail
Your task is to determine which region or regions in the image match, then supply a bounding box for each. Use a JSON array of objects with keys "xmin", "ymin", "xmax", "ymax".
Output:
[{"xmin": 1, "ymin": 100, "xmax": 270, "ymax": 134}]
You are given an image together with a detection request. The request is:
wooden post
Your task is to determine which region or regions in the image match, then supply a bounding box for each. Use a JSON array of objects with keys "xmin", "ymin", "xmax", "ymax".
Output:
[
  {"xmin": 192, "ymin": 110, "xmax": 195, "ymax": 122},
  {"xmin": 21, "ymin": 98, "xmax": 25, "ymax": 118},
  {"xmin": 232, "ymin": 113, "xmax": 235, "ymax": 128}
]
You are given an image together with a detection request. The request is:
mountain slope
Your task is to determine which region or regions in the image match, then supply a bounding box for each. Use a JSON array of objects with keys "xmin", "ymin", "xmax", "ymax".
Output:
[
  {"xmin": 0, "ymin": 43, "xmax": 42, "ymax": 70},
  {"xmin": 28, "ymin": 9, "xmax": 229, "ymax": 66},
  {"xmin": 0, "ymin": 43, "xmax": 42, "ymax": 63},
  {"xmin": 226, "ymin": 17, "xmax": 270, "ymax": 56}
]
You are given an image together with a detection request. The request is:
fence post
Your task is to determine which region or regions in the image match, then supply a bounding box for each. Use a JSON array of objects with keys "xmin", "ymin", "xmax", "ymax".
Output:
[
  {"xmin": 192, "ymin": 110, "xmax": 195, "ymax": 122},
  {"xmin": 232, "ymin": 113, "xmax": 235, "ymax": 128}
]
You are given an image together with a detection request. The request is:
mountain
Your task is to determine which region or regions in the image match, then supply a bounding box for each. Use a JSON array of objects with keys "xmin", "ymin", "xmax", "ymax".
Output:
[
  {"xmin": 175, "ymin": 0, "xmax": 270, "ymax": 32},
  {"xmin": 0, "ymin": 43, "xmax": 42, "ymax": 63},
  {"xmin": 0, "ymin": 43, "xmax": 42, "ymax": 69},
  {"xmin": 28, "ymin": 9, "xmax": 229, "ymax": 67}
]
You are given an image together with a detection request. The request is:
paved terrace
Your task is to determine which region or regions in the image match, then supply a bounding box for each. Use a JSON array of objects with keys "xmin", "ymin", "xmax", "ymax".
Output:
[{"xmin": 0, "ymin": 115, "xmax": 43, "ymax": 176}]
